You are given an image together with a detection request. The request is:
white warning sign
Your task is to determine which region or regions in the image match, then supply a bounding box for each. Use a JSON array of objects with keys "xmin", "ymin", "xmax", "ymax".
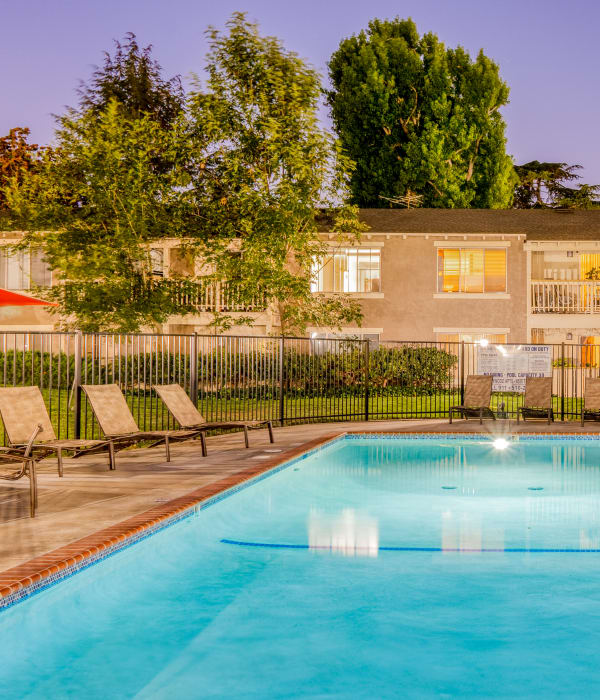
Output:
[{"xmin": 477, "ymin": 345, "xmax": 552, "ymax": 392}]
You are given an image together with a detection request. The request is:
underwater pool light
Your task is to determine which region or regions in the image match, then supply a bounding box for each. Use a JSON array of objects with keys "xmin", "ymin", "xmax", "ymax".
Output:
[{"xmin": 493, "ymin": 438, "xmax": 509, "ymax": 450}]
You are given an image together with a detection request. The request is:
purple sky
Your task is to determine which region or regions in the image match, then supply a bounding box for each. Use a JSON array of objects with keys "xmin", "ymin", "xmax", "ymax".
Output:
[{"xmin": 3, "ymin": 0, "xmax": 600, "ymax": 185}]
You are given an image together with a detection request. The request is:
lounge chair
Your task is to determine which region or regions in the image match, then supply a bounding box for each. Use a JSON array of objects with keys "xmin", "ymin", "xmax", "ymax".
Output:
[
  {"xmin": 449, "ymin": 375, "xmax": 495, "ymax": 424},
  {"xmin": 81, "ymin": 384, "xmax": 204, "ymax": 469},
  {"xmin": 0, "ymin": 423, "xmax": 44, "ymax": 517},
  {"xmin": 580, "ymin": 377, "xmax": 600, "ymax": 426},
  {"xmin": 153, "ymin": 383, "xmax": 274, "ymax": 452},
  {"xmin": 0, "ymin": 386, "xmax": 109, "ymax": 477},
  {"xmin": 517, "ymin": 377, "xmax": 554, "ymax": 424}
]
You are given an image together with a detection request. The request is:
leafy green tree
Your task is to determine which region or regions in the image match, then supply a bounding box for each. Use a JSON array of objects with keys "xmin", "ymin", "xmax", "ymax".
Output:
[
  {"xmin": 0, "ymin": 127, "xmax": 41, "ymax": 212},
  {"xmin": 513, "ymin": 161, "xmax": 600, "ymax": 208},
  {"xmin": 6, "ymin": 101, "xmax": 194, "ymax": 332},
  {"xmin": 188, "ymin": 13, "xmax": 366, "ymax": 334},
  {"xmin": 77, "ymin": 32, "xmax": 184, "ymax": 127},
  {"xmin": 327, "ymin": 17, "xmax": 516, "ymax": 208},
  {"xmin": 7, "ymin": 16, "xmax": 366, "ymax": 335}
]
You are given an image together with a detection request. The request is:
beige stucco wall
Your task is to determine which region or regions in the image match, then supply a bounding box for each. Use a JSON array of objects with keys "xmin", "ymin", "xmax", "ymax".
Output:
[
  {"xmin": 0, "ymin": 305, "xmax": 56, "ymax": 330},
  {"xmin": 339, "ymin": 234, "xmax": 528, "ymax": 343}
]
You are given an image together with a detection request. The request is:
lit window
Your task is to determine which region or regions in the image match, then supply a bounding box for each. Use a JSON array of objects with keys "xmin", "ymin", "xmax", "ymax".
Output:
[
  {"xmin": 437, "ymin": 248, "xmax": 506, "ymax": 293},
  {"xmin": 310, "ymin": 331, "xmax": 380, "ymax": 355},
  {"xmin": 312, "ymin": 248, "xmax": 381, "ymax": 293},
  {"xmin": 436, "ymin": 332, "xmax": 507, "ymax": 344}
]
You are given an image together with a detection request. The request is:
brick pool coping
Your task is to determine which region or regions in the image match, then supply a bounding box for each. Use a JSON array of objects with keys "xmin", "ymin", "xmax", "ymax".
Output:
[
  {"xmin": 0, "ymin": 432, "xmax": 343, "ymax": 608},
  {"xmin": 2, "ymin": 428, "xmax": 599, "ymax": 609}
]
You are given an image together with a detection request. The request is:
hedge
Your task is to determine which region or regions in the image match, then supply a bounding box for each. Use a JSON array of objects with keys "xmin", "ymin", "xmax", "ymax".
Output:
[{"xmin": 0, "ymin": 345, "xmax": 458, "ymax": 398}]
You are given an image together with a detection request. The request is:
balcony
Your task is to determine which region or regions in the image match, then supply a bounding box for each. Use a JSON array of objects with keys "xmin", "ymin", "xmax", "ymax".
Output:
[
  {"xmin": 531, "ymin": 280, "xmax": 600, "ymax": 314},
  {"xmin": 161, "ymin": 280, "xmax": 268, "ymax": 313}
]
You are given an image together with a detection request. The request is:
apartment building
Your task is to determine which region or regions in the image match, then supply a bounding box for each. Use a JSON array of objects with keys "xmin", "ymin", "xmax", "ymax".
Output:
[
  {"xmin": 312, "ymin": 209, "xmax": 600, "ymax": 346},
  {"xmin": 2, "ymin": 209, "xmax": 600, "ymax": 342}
]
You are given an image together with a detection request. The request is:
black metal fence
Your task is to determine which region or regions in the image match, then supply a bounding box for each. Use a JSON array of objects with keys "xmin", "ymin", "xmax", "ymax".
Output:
[{"xmin": 0, "ymin": 332, "xmax": 597, "ymax": 441}]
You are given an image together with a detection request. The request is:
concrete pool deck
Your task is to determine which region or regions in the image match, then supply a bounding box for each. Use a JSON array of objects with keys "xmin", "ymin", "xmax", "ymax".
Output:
[{"xmin": 1, "ymin": 417, "xmax": 600, "ymax": 603}]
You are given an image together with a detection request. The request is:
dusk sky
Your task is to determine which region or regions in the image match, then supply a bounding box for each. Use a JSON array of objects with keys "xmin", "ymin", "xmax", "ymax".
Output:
[{"xmin": 3, "ymin": 0, "xmax": 599, "ymax": 185}]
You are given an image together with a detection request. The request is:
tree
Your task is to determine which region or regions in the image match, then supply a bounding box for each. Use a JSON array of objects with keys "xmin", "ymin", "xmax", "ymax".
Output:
[
  {"xmin": 77, "ymin": 32, "xmax": 184, "ymax": 127},
  {"xmin": 327, "ymin": 17, "xmax": 516, "ymax": 208},
  {"xmin": 187, "ymin": 13, "xmax": 366, "ymax": 334},
  {"xmin": 6, "ymin": 16, "xmax": 366, "ymax": 335},
  {"xmin": 0, "ymin": 127, "xmax": 40, "ymax": 212},
  {"xmin": 513, "ymin": 161, "xmax": 600, "ymax": 209},
  {"xmin": 6, "ymin": 101, "xmax": 194, "ymax": 332}
]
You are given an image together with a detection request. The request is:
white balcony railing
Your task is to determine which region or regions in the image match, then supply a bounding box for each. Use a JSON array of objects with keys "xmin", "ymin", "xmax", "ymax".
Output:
[
  {"xmin": 165, "ymin": 280, "xmax": 268, "ymax": 313},
  {"xmin": 531, "ymin": 280, "xmax": 600, "ymax": 314}
]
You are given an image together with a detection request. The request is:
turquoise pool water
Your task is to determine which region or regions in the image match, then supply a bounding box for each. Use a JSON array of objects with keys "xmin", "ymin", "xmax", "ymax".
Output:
[{"xmin": 3, "ymin": 436, "xmax": 600, "ymax": 698}]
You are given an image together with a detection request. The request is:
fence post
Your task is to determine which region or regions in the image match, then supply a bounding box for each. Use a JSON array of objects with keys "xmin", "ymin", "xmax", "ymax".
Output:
[
  {"xmin": 189, "ymin": 332, "xmax": 198, "ymax": 404},
  {"xmin": 279, "ymin": 336, "xmax": 285, "ymax": 427},
  {"xmin": 74, "ymin": 331, "xmax": 82, "ymax": 439},
  {"xmin": 364, "ymin": 339, "xmax": 370, "ymax": 421},
  {"xmin": 460, "ymin": 341, "xmax": 465, "ymax": 405},
  {"xmin": 561, "ymin": 342, "xmax": 565, "ymax": 421}
]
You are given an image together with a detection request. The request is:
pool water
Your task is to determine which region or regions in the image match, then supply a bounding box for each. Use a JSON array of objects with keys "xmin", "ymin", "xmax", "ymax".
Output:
[{"xmin": 3, "ymin": 436, "xmax": 600, "ymax": 698}]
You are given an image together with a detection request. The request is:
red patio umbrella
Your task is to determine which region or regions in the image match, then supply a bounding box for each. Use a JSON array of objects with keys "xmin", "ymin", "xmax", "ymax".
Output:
[{"xmin": 0, "ymin": 289, "xmax": 57, "ymax": 306}]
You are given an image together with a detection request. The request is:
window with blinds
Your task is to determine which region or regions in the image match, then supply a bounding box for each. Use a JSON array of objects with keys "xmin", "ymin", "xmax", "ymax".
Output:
[
  {"xmin": 312, "ymin": 248, "xmax": 381, "ymax": 293},
  {"xmin": 437, "ymin": 248, "xmax": 506, "ymax": 293}
]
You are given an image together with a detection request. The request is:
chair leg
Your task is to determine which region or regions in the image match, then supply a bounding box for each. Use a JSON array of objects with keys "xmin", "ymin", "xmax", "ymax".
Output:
[
  {"xmin": 243, "ymin": 425, "xmax": 249, "ymax": 448},
  {"xmin": 267, "ymin": 421, "xmax": 274, "ymax": 443},
  {"xmin": 108, "ymin": 440, "xmax": 116, "ymax": 470},
  {"xmin": 165, "ymin": 436, "xmax": 171, "ymax": 463},
  {"xmin": 581, "ymin": 410, "xmax": 585, "ymax": 427},
  {"xmin": 548, "ymin": 408, "xmax": 552, "ymax": 425},
  {"xmin": 57, "ymin": 448, "xmax": 64, "ymax": 478},
  {"xmin": 449, "ymin": 408, "xmax": 453, "ymax": 425},
  {"xmin": 479, "ymin": 408, "xmax": 483, "ymax": 425},
  {"xmin": 200, "ymin": 431, "xmax": 207, "ymax": 457},
  {"xmin": 29, "ymin": 460, "xmax": 36, "ymax": 517}
]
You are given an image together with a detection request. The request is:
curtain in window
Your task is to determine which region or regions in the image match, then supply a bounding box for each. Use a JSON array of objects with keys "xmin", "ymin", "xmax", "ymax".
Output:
[
  {"xmin": 484, "ymin": 250, "xmax": 506, "ymax": 292},
  {"xmin": 438, "ymin": 248, "xmax": 506, "ymax": 293}
]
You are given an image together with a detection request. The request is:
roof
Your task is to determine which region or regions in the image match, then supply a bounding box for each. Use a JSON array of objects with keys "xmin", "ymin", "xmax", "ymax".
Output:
[{"xmin": 323, "ymin": 209, "xmax": 600, "ymax": 240}]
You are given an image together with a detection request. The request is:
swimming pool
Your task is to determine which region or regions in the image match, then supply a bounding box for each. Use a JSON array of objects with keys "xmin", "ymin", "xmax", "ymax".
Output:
[{"xmin": 3, "ymin": 434, "xmax": 600, "ymax": 698}]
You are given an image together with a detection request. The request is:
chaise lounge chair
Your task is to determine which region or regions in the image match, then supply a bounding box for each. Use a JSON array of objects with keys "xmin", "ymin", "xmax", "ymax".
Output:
[
  {"xmin": 81, "ymin": 384, "xmax": 204, "ymax": 469},
  {"xmin": 0, "ymin": 423, "xmax": 44, "ymax": 517},
  {"xmin": 153, "ymin": 383, "xmax": 274, "ymax": 453},
  {"xmin": 449, "ymin": 375, "xmax": 495, "ymax": 424},
  {"xmin": 0, "ymin": 386, "xmax": 109, "ymax": 476},
  {"xmin": 517, "ymin": 376, "xmax": 554, "ymax": 424},
  {"xmin": 580, "ymin": 377, "xmax": 600, "ymax": 426}
]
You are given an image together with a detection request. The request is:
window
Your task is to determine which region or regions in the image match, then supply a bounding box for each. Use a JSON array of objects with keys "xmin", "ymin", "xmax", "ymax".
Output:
[
  {"xmin": 150, "ymin": 249, "xmax": 164, "ymax": 277},
  {"xmin": 310, "ymin": 331, "xmax": 380, "ymax": 355},
  {"xmin": 312, "ymin": 248, "xmax": 381, "ymax": 293},
  {"xmin": 0, "ymin": 248, "xmax": 52, "ymax": 290},
  {"xmin": 437, "ymin": 248, "xmax": 506, "ymax": 293},
  {"xmin": 436, "ymin": 332, "xmax": 507, "ymax": 344}
]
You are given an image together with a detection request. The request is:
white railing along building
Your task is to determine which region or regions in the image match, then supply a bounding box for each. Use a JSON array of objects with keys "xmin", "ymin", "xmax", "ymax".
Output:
[
  {"xmin": 166, "ymin": 280, "xmax": 268, "ymax": 313},
  {"xmin": 531, "ymin": 280, "xmax": 600, "ymax": 314}
]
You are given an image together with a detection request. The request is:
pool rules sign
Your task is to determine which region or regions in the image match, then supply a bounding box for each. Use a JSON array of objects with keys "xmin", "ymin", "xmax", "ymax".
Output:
[{"xmin": 476, "ymin": 345, "xmax": 552, "ymax": 392}]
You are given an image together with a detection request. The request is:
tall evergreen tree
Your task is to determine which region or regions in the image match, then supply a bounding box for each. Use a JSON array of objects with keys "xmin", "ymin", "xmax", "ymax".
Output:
[
  {"xmin": 77, "ymin": 32, "xmax": 184, "ymax": 127},
  {"xmin": 327, "ymin": 18, "xmax": 516, "ymax": 208},
  {"xmin": 513, "ymin": 161, "xmax": 600, "ymax": 209}
]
